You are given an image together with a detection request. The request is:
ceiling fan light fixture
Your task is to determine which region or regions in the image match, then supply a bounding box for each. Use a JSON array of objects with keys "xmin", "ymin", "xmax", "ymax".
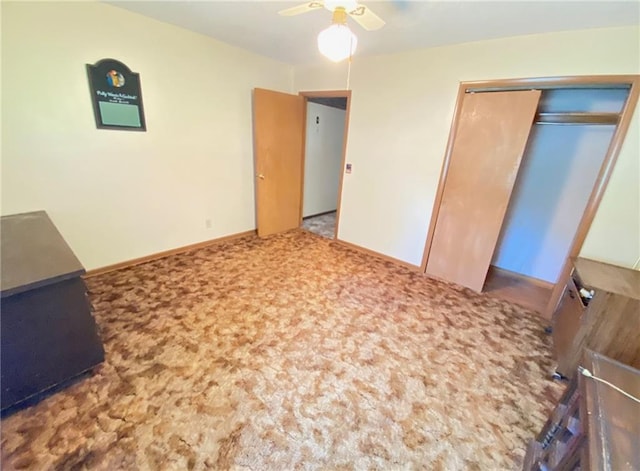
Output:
[
  {"xmin": 317, "ymin": 24, "xmax": 358, "ymax": 62},
  {"xmin": 323, "ymin": 0, "xmax": 358, "ymax": 13}
]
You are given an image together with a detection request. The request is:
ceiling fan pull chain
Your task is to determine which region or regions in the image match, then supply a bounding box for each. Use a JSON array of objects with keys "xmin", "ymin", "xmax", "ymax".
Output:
[{"xmin": 346, "ymin": 38, "xmax": 353, "ymax": 90}]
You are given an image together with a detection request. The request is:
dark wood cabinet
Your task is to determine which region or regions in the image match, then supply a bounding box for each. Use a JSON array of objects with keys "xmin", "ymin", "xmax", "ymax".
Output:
[
  {"xmin": 1, "ymin": 211, "xmax": 104, "ymax": 412},
  {"xmin": 551, "ymin": 258, "xmax": 640, "ymax": 379},
  {"xmin": 524, "ymin": 351, "xmax": 640, "ymax": 471},
  {"xmin": 552, "ymin": 277, "xmax": 587, "ymax": 373}
]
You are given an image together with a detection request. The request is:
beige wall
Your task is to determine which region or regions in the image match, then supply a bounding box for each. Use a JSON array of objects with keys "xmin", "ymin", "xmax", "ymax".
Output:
[
  {"xmin": 581, "ymin": 108, "xmax": 639, "ymax": 268},
  {"xmin": 1, "ymin": 2, "xmax": 292, "ymax": 270},
  {"xmin": 293, "ymin": 26, "xmax": 640, "ymax": 268},
  {"xmin": 3, "ymin": 4, "xmax": 638, "ymax": 272}
]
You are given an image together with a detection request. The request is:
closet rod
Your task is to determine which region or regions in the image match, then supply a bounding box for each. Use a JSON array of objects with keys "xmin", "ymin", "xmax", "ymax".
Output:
[
  {"xmin": 465, "ymin": 84, "xmax": 631, "ymax": 93},
  {"xmin": 535, "ymin": 112, "xmax": 620, "ymax": 125}
]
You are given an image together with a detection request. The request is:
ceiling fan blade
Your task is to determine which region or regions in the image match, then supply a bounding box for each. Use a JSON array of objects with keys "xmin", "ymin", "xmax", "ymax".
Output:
[
  {"xmin": 348, "ymin": 4, "xmax": 385, "ymax": 31},
  {"xmin": 278, "ymin": 1, "xmax": 324, "ymax": 16}
]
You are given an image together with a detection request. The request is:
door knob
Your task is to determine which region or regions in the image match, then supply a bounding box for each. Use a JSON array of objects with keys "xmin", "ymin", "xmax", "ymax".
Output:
[{"xmin": 257, "ymin": 174, "xmax": 265, "ymax": 180}]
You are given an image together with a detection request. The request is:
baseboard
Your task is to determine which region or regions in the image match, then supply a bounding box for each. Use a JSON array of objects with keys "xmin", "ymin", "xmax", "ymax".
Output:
[
  {"xmin": 86, "ymin": 230, "xmax": 420, "ymax": 278},
  {"xmin": 334, "ymin": 238, "xmax": 421, "ymax": 271},
  {"xmin": 302, "ymin": 209, "xmax": 337, "ymax": 220},
  {"xmin": 488, "ymin": 265, "xmax": 554, "ymax": 290},
  {"xmin": 84, "ymin": 230, "xmax": 256, "ymax": 277}
]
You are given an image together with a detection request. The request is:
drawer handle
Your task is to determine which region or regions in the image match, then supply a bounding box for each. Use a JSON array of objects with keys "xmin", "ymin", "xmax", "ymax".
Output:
[{"xmin": 568, "ymin": 289, "xmax": 576, "ymax": 299}]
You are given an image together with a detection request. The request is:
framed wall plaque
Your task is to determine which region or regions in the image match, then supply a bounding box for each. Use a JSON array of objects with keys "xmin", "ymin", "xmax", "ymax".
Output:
[{"xmin": 86, "ymin": 58, "xmax": 146, "ymax": 131}]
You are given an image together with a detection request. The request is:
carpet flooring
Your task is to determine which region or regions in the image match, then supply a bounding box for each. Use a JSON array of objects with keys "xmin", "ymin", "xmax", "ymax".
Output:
[
  {"xmin": 1, "ymin": 230, "xmax": 563, "ymax": 470},
  {"xmin": 301, "ymin": 212, "xmax": 336, "ymax": 239}
]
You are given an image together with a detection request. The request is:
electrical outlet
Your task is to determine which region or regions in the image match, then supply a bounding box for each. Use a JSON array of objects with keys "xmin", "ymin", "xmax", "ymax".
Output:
[{"xmin": 205, "ymin": 219, "xmax": 212, "ymax": 229}]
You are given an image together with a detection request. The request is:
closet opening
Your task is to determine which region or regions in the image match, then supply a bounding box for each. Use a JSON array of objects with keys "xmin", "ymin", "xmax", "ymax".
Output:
[
  {"xmin": 421, "ymin": 76, "xmax": 639, "ymax": 318},
  {"xmin": 487, "ymin": 86, "xmax": 628, "ymax": 313}
]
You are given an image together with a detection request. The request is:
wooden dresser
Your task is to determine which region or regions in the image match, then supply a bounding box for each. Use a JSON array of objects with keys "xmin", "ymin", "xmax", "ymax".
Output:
[
  {"xmin": 1, "ymin": 211, "xmax": 104, "ymax": 412},
  {"xmin": 552, "ymin": 257, "xmax": 640, "ymax": 379},
  {"xmin": 524, "ymin": 350, "xmax": 640, "ymax": 470}
]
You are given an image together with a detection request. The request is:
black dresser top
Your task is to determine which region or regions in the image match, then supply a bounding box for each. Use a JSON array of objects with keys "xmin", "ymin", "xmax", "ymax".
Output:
[{"xmin": 1, "ymin": 211, "xmax": 85, "ymax": 298}]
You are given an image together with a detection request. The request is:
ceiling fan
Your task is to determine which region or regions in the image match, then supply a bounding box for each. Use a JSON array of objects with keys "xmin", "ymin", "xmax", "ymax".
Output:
[
  {"xmin": 278, "ymin": 1, "xmax": 385, "ymax": 62},
  {"xmin": 278, "ymin": 1, "xmax": 385, "ymax": 31}
]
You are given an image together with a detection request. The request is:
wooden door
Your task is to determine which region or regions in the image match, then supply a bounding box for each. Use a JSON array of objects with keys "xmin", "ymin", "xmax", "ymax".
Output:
[
  {"xmin": 253, "ymin": 88, "xmax": 305, "ymax": 237},
  {"xmin": 425, "ymin": 90, "xmax": 541, "ymax": 292}
]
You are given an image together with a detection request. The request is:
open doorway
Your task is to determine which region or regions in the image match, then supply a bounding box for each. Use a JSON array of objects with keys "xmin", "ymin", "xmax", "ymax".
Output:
[{"xmin": 299, "ymin": 91, "xmax": 351, "ymax": 239}]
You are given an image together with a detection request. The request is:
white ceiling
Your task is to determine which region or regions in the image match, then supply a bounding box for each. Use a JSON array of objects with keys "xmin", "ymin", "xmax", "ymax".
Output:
[{"xmin": 107, "ymin": 1, "xmax": 640, "ymax": 65}]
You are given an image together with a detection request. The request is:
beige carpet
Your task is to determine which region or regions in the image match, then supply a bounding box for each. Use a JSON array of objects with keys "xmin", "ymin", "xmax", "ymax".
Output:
[{"xmin": 1, "ymin": 230, "xmax": 563, "ymax": 470}]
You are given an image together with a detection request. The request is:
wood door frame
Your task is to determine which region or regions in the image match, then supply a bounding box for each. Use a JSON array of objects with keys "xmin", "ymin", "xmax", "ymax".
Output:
[
  {"xmin": 298, "ymin": 90, "xmax": 352, "ymax": 240},
  {"xmin": 419, "ymin": 75, "xmax": 640, "ymax": 319}
]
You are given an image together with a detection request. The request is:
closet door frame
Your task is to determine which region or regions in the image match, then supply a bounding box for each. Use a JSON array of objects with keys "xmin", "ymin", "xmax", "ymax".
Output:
[{"xmin": 420, "ymin": 75, "xmax": 640, "ymax": 319}]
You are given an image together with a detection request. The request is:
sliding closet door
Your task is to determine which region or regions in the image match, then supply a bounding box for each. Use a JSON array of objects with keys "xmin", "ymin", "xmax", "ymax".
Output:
[{"xmin": 426, "ymin": 90, "xmax": 541, "ymax": 292}]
